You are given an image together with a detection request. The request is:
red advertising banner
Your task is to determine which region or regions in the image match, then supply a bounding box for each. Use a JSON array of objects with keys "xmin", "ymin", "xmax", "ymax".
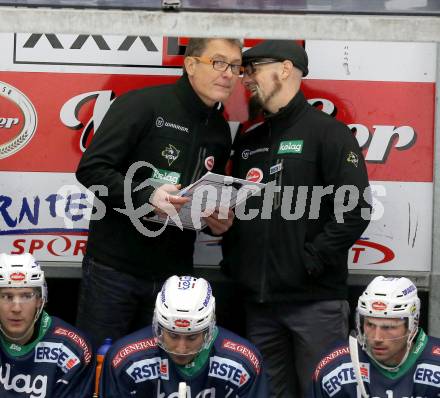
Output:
[
  {"xmin": 0, "ymin": 72, "xmax": 434, "ymax": 183},
  {"xmin": 0, "ymin": 37, "xmax": 436, "ymax": 270}
]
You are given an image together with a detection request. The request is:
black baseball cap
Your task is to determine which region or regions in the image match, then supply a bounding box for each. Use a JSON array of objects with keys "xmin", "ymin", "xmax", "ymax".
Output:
[{"xmin": 243, "ymin": 40, "xmax": 309, "ymax": 77}]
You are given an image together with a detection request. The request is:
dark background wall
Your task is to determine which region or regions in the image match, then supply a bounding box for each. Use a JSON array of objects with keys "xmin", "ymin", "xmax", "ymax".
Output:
[{"xmin": 46, "ymin": 276, "xmax": 430, "ymax": 340}]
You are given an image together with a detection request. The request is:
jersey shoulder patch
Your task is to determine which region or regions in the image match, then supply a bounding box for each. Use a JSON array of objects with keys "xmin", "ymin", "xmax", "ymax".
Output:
[
  {"xmin": 51, "ymin": 319, "xmax": 93, "ymax": 365},
  {"xmin": 314, "ymin": 345, "xmax": 350, "ymax": 380},
  {"xmin": 221, "ymin": 338, "xmax": 261, "ymax": 375},
  {"xmin": 111, "ymin": 337, "xmax": 158, "ymax": 368}
]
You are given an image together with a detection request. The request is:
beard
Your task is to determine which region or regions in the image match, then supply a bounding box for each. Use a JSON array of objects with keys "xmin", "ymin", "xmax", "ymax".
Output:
[
  {"xmin": 247, "ymin": 73, "xmax": 282, "ymax": 120},
  {"xmin": 248, "ymin": 95, "xmax": 263, "ymax": 120}
]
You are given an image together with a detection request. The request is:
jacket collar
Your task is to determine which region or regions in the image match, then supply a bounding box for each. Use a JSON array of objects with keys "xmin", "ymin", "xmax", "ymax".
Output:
[
  {"xmin": 175, "ymin": 74, "xmax": 222, "ymax": 118},
  {"xmin": 265, "ymin": 89, "xmax": 307, "ymax": 124}
]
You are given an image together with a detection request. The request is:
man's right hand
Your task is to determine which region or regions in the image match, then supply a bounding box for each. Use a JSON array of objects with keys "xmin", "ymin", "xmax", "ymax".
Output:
[{"xmin": 150, "ymin": 184, "xmax": 189, "ymax": 217}]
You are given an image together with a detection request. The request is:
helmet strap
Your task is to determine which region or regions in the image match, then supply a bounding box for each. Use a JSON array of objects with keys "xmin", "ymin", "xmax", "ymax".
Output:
[{"xmin": 363, "ymin": 327, "xmax": 417, "ymax": 373}]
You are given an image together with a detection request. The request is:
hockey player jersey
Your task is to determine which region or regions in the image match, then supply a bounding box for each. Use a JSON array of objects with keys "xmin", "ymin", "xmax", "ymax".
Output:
[
  {"xmin": 0, "ymin": 312, "xmax": 95, "ymax": 398},
  {"xmin": 308, "ymin": 329, "xmax": 440, "ymax": 398},
  {"xmin": 100, "ymin": 326, "xmax": 269, "ymax": 397}
]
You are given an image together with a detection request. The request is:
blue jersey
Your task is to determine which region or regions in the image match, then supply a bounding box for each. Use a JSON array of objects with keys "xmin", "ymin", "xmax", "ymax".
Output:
[
  {"xmin": 100, "ymin": 326, "xmax": 269, "ymax": 397},
  {"xmin": 0, "ymin": 312, "xmax": 95, "ymax": 398},
  {"xmin": 308, "ymin": 329, "xmax": 440, "ymax": 398}
]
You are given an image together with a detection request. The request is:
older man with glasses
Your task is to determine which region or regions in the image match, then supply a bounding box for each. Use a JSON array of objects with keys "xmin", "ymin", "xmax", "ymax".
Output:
[
  {"xmin": 76, "ymin": 37, "xmax": 242, "ymax": 349},
  {"xmin": 0, "ymin": 253, "xmax": 95, "ymax": 398}
]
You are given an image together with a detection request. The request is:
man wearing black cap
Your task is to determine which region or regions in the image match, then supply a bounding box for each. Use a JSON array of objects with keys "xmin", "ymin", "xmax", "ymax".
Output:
[{"xmin": 222, "ymin": 40, "xmax": 371, "ymax": 397}]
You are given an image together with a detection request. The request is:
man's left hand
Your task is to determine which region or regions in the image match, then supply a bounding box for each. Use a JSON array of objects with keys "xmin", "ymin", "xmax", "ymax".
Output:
[{"xmin": 203, "ymin": 208, "xmax": 235, "ymax": 235}]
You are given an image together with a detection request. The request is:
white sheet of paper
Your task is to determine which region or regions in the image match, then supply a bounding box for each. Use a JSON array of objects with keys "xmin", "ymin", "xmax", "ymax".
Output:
[{"xmin": 146, "ymin": 172, "xmax": 266, "ymax": 230}]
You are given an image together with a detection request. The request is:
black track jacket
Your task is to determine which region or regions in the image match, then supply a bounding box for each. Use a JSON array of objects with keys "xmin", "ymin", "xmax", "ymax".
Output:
[
  {"xmin": 76, "ymin": 75, "xmax": 232, "ymax": 279},
  {"xmin": 222, "ymin": 90, "xmax": 371, "ymax": 302}
]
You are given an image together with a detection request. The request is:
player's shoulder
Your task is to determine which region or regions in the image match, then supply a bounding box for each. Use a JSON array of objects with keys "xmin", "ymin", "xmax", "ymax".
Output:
[
  {"xmin": 108, "ymin": 326, "xmax": 160, "ymax": 369},
  {"xmin": 420, "ymin": 333, "xmax": 440, "ymax": 363},
  {"xmin": 312, "ymin": 340, "xmax": 351, "ymax": 381},
  {"xmin": 213, "ymin": 327, "xmax": 263, "ymax": 375},
  {"xmin": 45, "ymin": 315, "xmax": 94, "ymax": 365}
]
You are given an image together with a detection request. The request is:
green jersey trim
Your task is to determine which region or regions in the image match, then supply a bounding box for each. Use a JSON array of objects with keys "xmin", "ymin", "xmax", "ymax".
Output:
[
  {"xmin": 176, "ymin": 327, "xmax": 219, "ymax": 377},
  {"xmin": 0, "ymin": 311, "xmax": 52, "ymax": 357},
  {"xmin": 371, "ymin": 329, "xmax": 427, "ymax": 380}
]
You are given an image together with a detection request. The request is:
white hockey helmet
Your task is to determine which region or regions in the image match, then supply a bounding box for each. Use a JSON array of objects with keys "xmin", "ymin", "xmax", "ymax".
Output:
[
  {"xmin": 153, "ymin": 275, "xmax": 216, "ymax": 349},
  {"xmin": 0, "ymin": 253, "xmax": 47, "ymax": 343},
  {"xmin": 356, "ymin": 276, "xmax": 420, "ymax": 369},
  {"xmin": 0, "ymin": 253, "xmax": 47, "ymax": 301}
]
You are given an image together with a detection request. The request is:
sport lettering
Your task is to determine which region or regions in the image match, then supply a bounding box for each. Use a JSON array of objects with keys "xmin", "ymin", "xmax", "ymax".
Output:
[
  {"xmin": 208, "ymin": 356, "xmax": 249, "ymax": 387},
  {"xmin": 0, "ymin": 363, "xmax": 47, "ymax": 398}
]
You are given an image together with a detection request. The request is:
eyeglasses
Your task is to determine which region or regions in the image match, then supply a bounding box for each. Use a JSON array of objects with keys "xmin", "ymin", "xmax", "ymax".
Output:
[
  {"xmin": 0, "ymin": 291, "xmax": 38, "ymax": 304},
  {"xmin": 192, "ymin": 56, "xmax": 244, "ymax": 76},
  {"xmin": 243, "ymin": 60, "xmax": 281, "ymax": 76}
]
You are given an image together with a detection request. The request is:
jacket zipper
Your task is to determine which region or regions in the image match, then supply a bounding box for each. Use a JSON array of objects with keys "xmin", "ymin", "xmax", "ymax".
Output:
[
  {"xmin": 259, "ymin": 121, "xmax": 273, "ymax": 302},
  {"xmin": 184, "ymin": 116, "xmax": 205, "ymax": 185},
  {"xmin": 190, "ymin": 147, "xmax": 206, "ymax": 183},
  {"xmin": 273, "ymin": 158, "xmax": 284, "ymax": 211}
]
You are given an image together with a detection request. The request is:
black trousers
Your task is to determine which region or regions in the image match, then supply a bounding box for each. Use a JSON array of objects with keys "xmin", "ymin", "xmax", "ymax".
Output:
[
  {"xmin": 76, "ymin": 255, "xmax": 162, "ymax": 349},
  {"xmin": 246, "ymin": 300, "xmax": 350, "ymax": 398}
]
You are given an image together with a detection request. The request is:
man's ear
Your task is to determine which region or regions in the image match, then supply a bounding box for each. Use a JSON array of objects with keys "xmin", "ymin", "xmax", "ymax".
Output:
[
  {"xmin": 281, "ymin": 60, "xmax": 294, "ymax": 80},
  {"xmin": 184, "ymin": 56, "xmax": 196, "ymax": 76}
]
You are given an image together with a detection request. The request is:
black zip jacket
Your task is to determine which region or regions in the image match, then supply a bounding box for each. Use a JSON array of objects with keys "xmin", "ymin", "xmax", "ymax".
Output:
[
  {"xmin": 222, "ymin": 90, "xmax": 371, "ymax": 302},
  {"xmin": 76, "ymin": 75, "xmax": 232, "ymax": 279}
]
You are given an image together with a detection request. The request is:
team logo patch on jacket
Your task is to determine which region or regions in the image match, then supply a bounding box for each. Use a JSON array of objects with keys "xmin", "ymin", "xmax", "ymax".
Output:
[
  {"xmin": 208, "ymin": 356, "xmax": 250, "ymax": 387},
  {"xmin": 151, "ymin": 168, "xmax": 181, "ymax": 184},
  {"xmin": 161, "ymin": 144, "xmax": 180, "ymax": 166},
  {"xmin": 246, "ymin": 168, "xmax": 263, "ymax": 183},
  {"xmin": 346, "ymin": 151, "xmax": 359, "ymax": 167},
  {"xmin": 205, "ymin": 156, "xmax": 215, "ymax": 171},
  {"xmin": 277, "ymin": 140, "xmax": 303, "ymax": 154}
]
